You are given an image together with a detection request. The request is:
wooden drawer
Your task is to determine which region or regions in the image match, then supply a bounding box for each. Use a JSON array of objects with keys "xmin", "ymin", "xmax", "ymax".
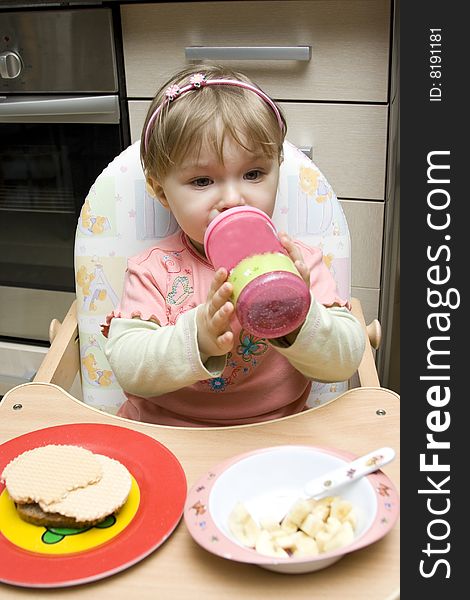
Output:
[
  {"xmin": 128, "ymin": 101, "xmax": 150, "ymax": 144},
  {"xmin": 341, "ymin": 199, "xmax": 384, "ymax": 289},
  {"xmin": 351, "ymin": 287, "xmax": 380, "ymax": 325},
  {"xmin": 279, "ymin": 103, "xmax": 388, "ymax": 200},
  {"xmin": 121, "ymin": 0, "xmax": 390, "ymax": 102},
  {"xmin": 129, "ymin": 101, "xmax": 388, "ymax": 200}
]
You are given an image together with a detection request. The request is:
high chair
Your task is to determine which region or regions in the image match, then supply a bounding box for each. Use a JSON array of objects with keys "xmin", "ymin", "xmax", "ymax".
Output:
[{"xmin": 34, "ymin": 140, "xmax": 381, "ymax": 416}]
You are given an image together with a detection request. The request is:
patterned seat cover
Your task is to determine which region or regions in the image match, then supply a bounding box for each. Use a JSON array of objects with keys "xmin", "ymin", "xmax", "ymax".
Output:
[{"xmin": 75, "ymin": 140, "xmax": 351, "ymax": 415}]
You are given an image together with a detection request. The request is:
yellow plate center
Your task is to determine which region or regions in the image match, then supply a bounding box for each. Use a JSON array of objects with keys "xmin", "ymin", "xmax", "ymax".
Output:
[{"xmin": 0, "ymin": 476, "xmax": 140, "ymax": 555}]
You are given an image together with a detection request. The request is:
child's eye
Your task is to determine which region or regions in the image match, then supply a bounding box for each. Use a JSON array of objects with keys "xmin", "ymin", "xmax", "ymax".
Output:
[
  {"xmin": 244, "ymin": 170, "xmax": 263, "ymax": 181},
  {"xmin": 191, "ymin": 177, "xmax": 212, "ymax": 187}
]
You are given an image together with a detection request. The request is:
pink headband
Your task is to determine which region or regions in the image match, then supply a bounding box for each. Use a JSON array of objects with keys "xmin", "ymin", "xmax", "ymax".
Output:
[{"xmin": 143, "ymin": 73, "xmax": 284, "ymax": 152}]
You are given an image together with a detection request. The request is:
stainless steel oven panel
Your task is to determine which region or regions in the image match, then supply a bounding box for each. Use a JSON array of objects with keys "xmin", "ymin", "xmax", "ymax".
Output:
[
  {"xmin": 0, "ymin": 95, "xmax": 120, "ymax": 123},
  {"xmin": 0, "ymin": 9, "xmax": 117, "ymax": 93}
]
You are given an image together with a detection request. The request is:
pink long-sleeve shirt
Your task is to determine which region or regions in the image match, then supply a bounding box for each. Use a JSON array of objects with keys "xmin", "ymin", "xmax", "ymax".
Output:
[{"xmin": 103, "ymin": 231, "xmax": 363, "ymax": 427}]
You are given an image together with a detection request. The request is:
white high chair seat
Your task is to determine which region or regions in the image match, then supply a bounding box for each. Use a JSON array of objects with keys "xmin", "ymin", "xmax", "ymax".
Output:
[{"xmin": 73, "ymin": 140, "xmax": 352, "ymax": 415}]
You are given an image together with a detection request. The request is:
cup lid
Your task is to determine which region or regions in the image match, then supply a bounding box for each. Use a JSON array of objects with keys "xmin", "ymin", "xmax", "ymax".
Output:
[{"xmin": 203, "ymin": 206, "xmax": 275, "ymax": 256}]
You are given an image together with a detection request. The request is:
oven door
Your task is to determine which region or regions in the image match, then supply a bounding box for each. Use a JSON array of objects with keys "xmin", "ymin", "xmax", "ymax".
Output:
[{"xmin": 0, "ymin": 94, "xmax": 123, "ymax": 341}]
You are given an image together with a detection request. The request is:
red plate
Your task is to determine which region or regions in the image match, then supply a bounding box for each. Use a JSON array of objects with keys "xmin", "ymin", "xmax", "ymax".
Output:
[{"xmin": 0, "ymin": 423, "xmax": 187, "ymax": 588}]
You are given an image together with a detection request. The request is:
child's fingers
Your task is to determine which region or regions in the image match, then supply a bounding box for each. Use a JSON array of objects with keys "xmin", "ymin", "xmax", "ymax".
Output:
[
  {"xmin": 207, "ymin": 276, "xmax": 233, "ymax": 317},
  {"xmin": 203, "ymin": 304, "xmax": 234, "ymax": 355},
  {"xmin": 217, "ymin": 330, "xmax": 234, "ymax": 353},
  {"xmin": 206, "ymin": 269, "xmax": 228, "ymax": 304},
  {"xmin": 279, "ymin": 232, "xmax": 310, "ymax": 287},
  {"xmin": 279, "ymin": 231, "xmax": 301, "ymax": 261},
  {"xmin": 206, "ymin": 284, "xmax": 232, "ymax": 320},
  {"xmin": 196, "ymin": 300, "xmax": 233, "ymax": 357},
  {"xmin": 211, "ymin": 301, "xmax": 234, "ymax": 329},
  {"xmin": 294, "ymin": 259, "xmax": 311, "ymax": 287},
  {"xmin": 208, "ymin": 267, "xmax": 228, "ymax": 295},
  {"xmin": 204, "ymin": 305, "xmax": 233, "ymax": 353}
]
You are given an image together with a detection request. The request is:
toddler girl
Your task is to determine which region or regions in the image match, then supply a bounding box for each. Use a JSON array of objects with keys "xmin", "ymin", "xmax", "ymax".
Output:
[{"xmin": 103, "ymin": 64, "xmax": 365, "ymax": 426}]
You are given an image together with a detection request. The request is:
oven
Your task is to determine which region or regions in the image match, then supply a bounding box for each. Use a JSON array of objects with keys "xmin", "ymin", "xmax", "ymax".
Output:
[
  {"xmin": 0, "ymin": 6, "xmax": 129, "ymax": 343},
  {"xmin": 0, "ymin": 6, "xmax": 129, "ymax": 392}
]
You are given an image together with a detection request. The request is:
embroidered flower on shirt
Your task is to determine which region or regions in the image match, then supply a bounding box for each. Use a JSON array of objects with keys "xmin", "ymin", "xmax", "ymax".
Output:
[
  {"xmin": 167, "ymin": 275, "xmax": 194, "ymax": 305},
  {"xmin": 208, "ymin": 377, "xmax": 227, "ymax": 392},
  {"xmin": 162, "ymin": 253, "xmax": 181, "ymax": 273},
  {"xmin": 203, "ymin": 364, "xmax": 243, "ymax": 392},
  {"xmin": 236, "ymin": 330, "xmax": 268, "ymax": 362}
]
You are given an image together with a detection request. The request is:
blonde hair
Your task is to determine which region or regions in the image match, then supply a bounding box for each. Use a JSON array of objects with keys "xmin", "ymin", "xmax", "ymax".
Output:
[{"xmin": 141, "ymin": 64, "xmax": 286, "ymax": 182}]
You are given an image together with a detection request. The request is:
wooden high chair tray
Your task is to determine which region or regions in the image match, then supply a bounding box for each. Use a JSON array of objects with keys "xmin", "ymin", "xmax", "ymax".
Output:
[
  {"xmin": 0, "ymin": 423, "xmax": 187, "ymax": 588},
  {"xmin": 0, "ymin": 383, "xmax": 400, "ymax": 599}
]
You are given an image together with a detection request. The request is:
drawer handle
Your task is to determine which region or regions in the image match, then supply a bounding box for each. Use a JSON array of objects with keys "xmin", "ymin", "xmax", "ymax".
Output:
[
  {"xmin": 185, "ymin": 46, "xmax": 312, "ymax": 61},
  {"xmin": 299, "ymin": 146, "xmax": 313, "ymax": 160}
]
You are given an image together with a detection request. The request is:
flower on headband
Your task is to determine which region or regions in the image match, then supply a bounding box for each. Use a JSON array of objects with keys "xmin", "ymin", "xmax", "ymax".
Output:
[
  {"xmin": 165, "ymin": 84, "xmax": 181, "ymax": 101},
  {"xmin": 190, "ymin": 73, "xmax": 206, "ymax": 88}
]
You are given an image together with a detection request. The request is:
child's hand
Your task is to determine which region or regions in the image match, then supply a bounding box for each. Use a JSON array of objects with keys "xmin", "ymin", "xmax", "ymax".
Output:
[
  {"xmin": 196, "ymin": 268, "xmax": 235, "ymax": 358},
  {"xmin": 276, "ymin": 232, "xmax": 311, "ymax": 345},
  {"xmin": 278, "ymin": 232, "xmax": 311, "ymax": 288}
]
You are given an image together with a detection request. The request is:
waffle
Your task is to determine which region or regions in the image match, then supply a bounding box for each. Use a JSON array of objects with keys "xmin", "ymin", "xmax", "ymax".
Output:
[
  {"xmin": 1, "ymin": 445, "xmax": 103, "ymax": 505},
  {"xmin": 1, "ymin": 445, "xmax": 132, "ymax": 528},
  {"xmin": 39, "ymin": 454, "xmax": 131, "ymax": 522}
]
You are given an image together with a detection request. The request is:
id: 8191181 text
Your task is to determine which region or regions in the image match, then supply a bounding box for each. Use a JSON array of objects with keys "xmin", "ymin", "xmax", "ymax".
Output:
[{"xmin": 429, "ymin": 28, "xmax": 442, "ymax": 102}]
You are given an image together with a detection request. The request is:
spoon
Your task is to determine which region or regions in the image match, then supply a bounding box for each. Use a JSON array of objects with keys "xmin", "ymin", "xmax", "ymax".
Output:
[{"xmin": 245, "ymin": 446, "xmax": 396, "ymax": 525}]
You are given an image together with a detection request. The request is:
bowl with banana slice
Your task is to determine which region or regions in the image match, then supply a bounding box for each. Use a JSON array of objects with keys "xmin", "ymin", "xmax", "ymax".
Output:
[{"xmin": 184, "ymin": 445, "xmax": 399, "ymax": 574}]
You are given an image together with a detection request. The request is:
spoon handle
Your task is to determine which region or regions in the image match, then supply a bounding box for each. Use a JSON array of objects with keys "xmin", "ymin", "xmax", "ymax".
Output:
[{"xmin": 303, "ymin": 446, "xmax": 396, "ymax": 499}]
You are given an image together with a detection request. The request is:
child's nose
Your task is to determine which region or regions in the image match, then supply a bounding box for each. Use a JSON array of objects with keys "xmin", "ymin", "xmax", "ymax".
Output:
[{"xmin": 220, "ymin": 184, "xmax": 245, "ymax": 209}]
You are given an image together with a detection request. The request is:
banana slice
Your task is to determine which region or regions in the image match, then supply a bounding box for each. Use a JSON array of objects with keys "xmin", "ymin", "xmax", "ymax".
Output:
[
  {"xmin": 314, "ymin": 516, "xmax": 343, "ymax": 552},
  {"xmin": 229, "ymin": 501, "xmax": 251, "ymax": 524},
  {"xmin": 228, "ymin": 495, "xmax": 357, "ymax": 558},
  {"xmin": 344, "ymin": 509, "xmax": 357, "ymax": 529},
  {"xmin": 275, "ymin": 533, "xmax": 298, "ymax": 549},
  {"xmin": 243, "ymin": 516, "xmax": 262, "ymax": 546},
  {"xmin": 323, "ymin": 521, "xmax": 355, "ymax": 553},
  {"xmin": 299, "ymin": 512, "xmax": 324, "ymax": 538},
  {"xmin": 330, "ymin": 498, "xmax": 353, "ymax": 522},
  {"xmin": 228, "ymin": 502, "xmax": 261, "ymax": 547},
  {"xmin": 287, "ymin": 499, "xmax": 311, "ymax": 527},
  {"xmin": 292, "ymin": 531, "xmax": 320, "ymax": 557},
  {"xmin": 310, "ymin": 502, "xmax": 330, "ymax": 522},
  {"xmin": 280, "ymin": 515, "xmax": 299, "ymax": 533},
  {"xmin": 255, "ymin": 530, "xmax": 289, "ymax": 558},
  {"xmin": 260, "ymin": 516, "xmax": 283, "ymax": 532}
]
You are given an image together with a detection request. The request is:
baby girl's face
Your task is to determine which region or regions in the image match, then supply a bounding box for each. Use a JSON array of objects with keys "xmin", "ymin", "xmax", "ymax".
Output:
[{"xmin": 152, "ymin": 137, "xmax": 280, "ymax": 256}]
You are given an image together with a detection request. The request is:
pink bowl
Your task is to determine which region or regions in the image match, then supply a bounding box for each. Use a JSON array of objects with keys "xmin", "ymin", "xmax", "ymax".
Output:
[{"xmin": 184, "ymin": 445, "xmax": 400, "ymax": 575}]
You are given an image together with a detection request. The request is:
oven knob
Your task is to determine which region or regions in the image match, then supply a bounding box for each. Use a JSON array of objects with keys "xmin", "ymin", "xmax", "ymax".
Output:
[{"xmin": 0, "ymin": 51, "xmax": 23, "ymax": 79}]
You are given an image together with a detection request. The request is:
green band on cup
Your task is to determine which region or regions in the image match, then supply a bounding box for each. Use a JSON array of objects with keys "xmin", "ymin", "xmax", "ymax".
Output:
[{"xmin": 228, "ymin": 252, "xmax": 301, "ymax": 303}]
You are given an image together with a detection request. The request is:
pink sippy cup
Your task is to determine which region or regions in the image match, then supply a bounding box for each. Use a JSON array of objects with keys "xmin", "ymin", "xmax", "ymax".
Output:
[{"xmin": 203, "ymin": 206, "xmax": 310, "ymax": 339}]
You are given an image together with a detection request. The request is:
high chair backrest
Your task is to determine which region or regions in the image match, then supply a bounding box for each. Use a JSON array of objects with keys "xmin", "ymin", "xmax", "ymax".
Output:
[{"xmin": 75, "ymin": 140, "xmax": 351, "ymax": 415}]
